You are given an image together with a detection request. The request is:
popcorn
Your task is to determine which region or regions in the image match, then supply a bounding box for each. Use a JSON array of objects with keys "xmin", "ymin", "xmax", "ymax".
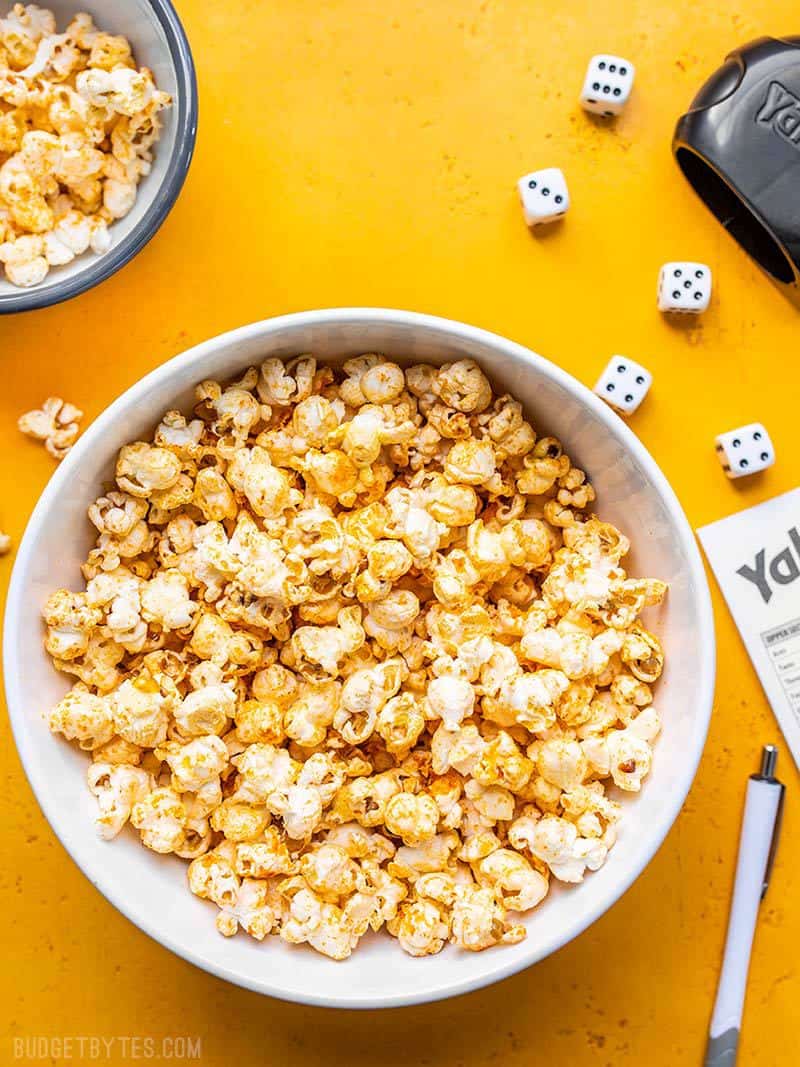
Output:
[
  {"xmin": 226, "ymin": 446, "xmax": 301, "ymax": 519},
  {"xmin": 384, "ymin": 792, "xmax": 440, "ymax": 847},
  {"xmin": 18, "ymin": 396, "xmax": 83, "ymax": 459},
  {"xmin": 288, "ymin": 607, "xmax": 365, "ymax": 677},
  {"xmin": 331, "ymin": 770, "xmax": 402, "ymax": 828},
  {"xmin": 444, "ymin": 439, "xmax": 496, "ymax": 486},
  {"xmin": 216, "ymin": 878, "xmax": 280, "ymax": 940},
  {"xmin": 116, "ymin": 443, "xmax": 181, "ymax": 497},
  {"xmin": 211, "ymin": 801, "xmax": 271, "ymax": 844},
  {"xmin": 43, "ymin": 354, "xmax": 667, "ymax": 960},
  {"xmin": 450, "ymin": 884, "xmax": 525, "ymax": 951},
  {"xmin": 360, "ymin": 362, "xmax": 406, "ymax": 405},
  {"xmin": 268, "ymin": 782, "xmax": 324, "ymax": 840},
  {"xmin": 278, "ymin": 878, "xmax": 363, "ymax": 960},
  {"xmin": 0, "ymin": 7, "xmax": 171, "ymax": 287},
  {"xmin": 140, "ymin": 569, "xmax": 197, "ymax": 631},
  {"xmin": 131, "ymin": 786, "xmax": 187, "ymax": 854},
  {"xmin": 475, "ymin": 849, "xmax": 548, "ymax": 911},
  {"xmin": 377, "ymin": 693, "xmax": 425, "ymax": 755},
  {"xmin": 234, "ymin": 829, "xmax": 296, "ymax": 877},
  {"xmin": 48, "ymin": 684, "xmax": 113, "ymax": 750},
  {"xmin": 391, "ymin": 831, "xmax": 460, "ymax": 879},
  {"xmin": 433, "ymin": 360, "xmax": 492, "ymax": 414},
  {"xmin": 174, "ymin": 683, "xmax": 235, "ymax": 737},
  {"xmin": 535, "ymin": 737, "xmax": 588, "ymax": 792},
  {"xmin": 284, "ymin": 681, "xmax": 339, "ymax": 747},
  {"xmin": 188, "ymin": 842, "xmax": 240, "ymax": 908},
  {"xmin": 155, "ymin": 734, "xmax": 228, "ymax": 793},
  {"xmin": 526, "ymin": 814, "xmax": 609, "ymax": 884},
  {"xmin": 335, "ymin": 659, "xmax": 404, "ymax": 744},
  {"xmin": 232, "ymin": 743, "xmax": 299, "ymax": 805},
  {"xmin": 388, "ymin": 898, "xmax": 449, "ymax": 956},
  {"xmin": 0, "ymin": 232, "xmax": 48, "ymax": 285},
  {"xmin": 427, "ymin": 674, "xmax": 475, "ymax": 731},
  {"xmin": 110, "ymin": 675, "xmax": 171, "ymax": 748},
  {"xmin": 473, "ymin": 732, "xmax": 534, "ymax": 793},
  {"xmin": 43, "ymin": 588, "xmax": 101, "ymax": 660},
  {"xmin": 87, "ymin": 761, "xmax": 153, "ymax": 839},
  {"xmin": 299, "ymin": 843, "xmax": 358, "ymax": 901}
]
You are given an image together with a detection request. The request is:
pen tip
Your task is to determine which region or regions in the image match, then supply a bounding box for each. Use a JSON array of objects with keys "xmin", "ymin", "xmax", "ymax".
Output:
[{"xmin": 760, "ymin": 745, "xmax": 778, "ymax": 778}]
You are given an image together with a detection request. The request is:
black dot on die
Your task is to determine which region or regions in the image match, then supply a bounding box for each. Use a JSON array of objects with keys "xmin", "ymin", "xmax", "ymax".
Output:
[
  {"xmin": 528, "ymin": 179, "xmax": 537, "ymax": 189},
  {"xmin": 753, "ymin": 431, "xmax": 762, "ymax": 441},
  {"xmin": 620, "ymin": 66, "xmax": 627, "ymax": 75},
  {"xmin": 542, "ymin": 187, "xmax": 550, "ymax": 196},
  {"xmin": 602, "ymin": 85, "xmax": 610, "ymax": 93},
  {"xmin": 695, "ymin": 269, "xmax": 703, "ymax": 278},
  {"xmin": 693, "ymin": 291, "xmax": 702, "ymax": 300},
  {"xmin": 613, "ymin": 87, "xmax": 621, "ymax": 96},
  {"xmin": 760, "ymin": 451, "xmax": 770, "ymax": 461},
  {"xmin": 609, "ymin": 64, "xmax": 617, "ymax": 72},
  {"xmin": 740, "ymin": 459, "xmax": 749, "ymax": 468},
  {"xmin": 732, "ymin": 438, "xmax": 741, "ymax": 448},
  {"xmin": 592, "ymin": 82, "xmax": 600, "ymax": 91},
  {"xmin": 635, "ymin": 375, "xmax": 645, "ymax": 385},
  {"xmin": 683, "ymin": 280, "xmax": 692, "ymax": 289},
  {"xmin": 673, "ymin": 268, "xmax": 682, "ymax": 277},
  {"xmin": 624, "ymin": 393, "xmax": 634, "ymax": 403},
  {"xmin": 672, "ymin": 290, "xmax": 681, "ymax": 299},
  {"xmin": 616, "ymin": 364, "xmax": 626, "ymax": 373},
  {"xmin": 599, "ymin": 61, "xmax": 606, "ymax": 70},
  {"xmin": 606, "ymin": 383, "xmax": 615, "ymax": 392},
  {"xmin": 555, "ymin": 194, "xmax": 563, "ymax": 204}
]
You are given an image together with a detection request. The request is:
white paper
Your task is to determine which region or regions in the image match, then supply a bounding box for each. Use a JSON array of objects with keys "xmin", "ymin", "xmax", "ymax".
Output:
[{"xmin": 698, "ymin": 487, "xmax": 800, "ymax": 769}]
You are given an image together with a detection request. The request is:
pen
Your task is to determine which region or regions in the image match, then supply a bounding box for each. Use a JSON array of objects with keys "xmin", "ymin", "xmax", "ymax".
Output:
[{"xmin": 704, "ymin": 745, "xmax": 785, "ymax": 1067}]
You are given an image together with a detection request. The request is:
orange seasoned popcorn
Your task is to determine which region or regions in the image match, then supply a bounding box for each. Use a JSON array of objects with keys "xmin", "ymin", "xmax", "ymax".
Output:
[{"xmin": 43, "ymin": 355, "xmax": 667, "ymax": 959}]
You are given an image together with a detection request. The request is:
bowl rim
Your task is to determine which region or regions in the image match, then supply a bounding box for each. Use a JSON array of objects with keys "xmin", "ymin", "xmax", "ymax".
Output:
[
  {"xmin": 0, "ymin": 0, "xmax": 198, "ymax": 315},
  {"xmin": 3, "ymin": 308, "xmax": 716, "ymax": 1007}
]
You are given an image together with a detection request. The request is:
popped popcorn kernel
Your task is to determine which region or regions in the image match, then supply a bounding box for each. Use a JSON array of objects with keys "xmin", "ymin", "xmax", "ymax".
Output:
[
  {"xmin": 18, "ymin": 395, "xmax": 82, "ymax": 459},
  {"xmin": 42, "ymin": 354, "xmax": 666, "ymax": 960}
]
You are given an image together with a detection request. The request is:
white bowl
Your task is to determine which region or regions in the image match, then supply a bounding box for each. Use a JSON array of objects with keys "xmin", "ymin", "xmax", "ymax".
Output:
[
  {"xmin": 0, "ymin": 0, "xmax": 197, "ymax": 314},
  {"xmin": 4, "ymin": 309, "xmax": 715, "ymax": 1008}
]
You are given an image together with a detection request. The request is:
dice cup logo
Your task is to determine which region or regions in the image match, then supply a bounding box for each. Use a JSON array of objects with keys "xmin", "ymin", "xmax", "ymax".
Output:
[{"xmin": 756, "ymin": 81, "xmax": 800, "ymax": 148}]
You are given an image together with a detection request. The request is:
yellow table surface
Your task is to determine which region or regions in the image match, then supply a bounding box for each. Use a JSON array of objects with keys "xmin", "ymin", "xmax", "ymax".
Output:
[{"xmin": 2, "ymin": 1, "xmax": 800, "ymax": 1063}]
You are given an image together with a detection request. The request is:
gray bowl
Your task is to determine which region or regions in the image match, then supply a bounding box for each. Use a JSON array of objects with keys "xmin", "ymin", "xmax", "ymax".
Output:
[{"xmin": 0, "ymin": 0, "xmax": 197, "ymax": 314}]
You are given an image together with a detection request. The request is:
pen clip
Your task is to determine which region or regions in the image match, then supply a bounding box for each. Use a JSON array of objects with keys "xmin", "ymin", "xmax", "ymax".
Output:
[{"xmin": 761, "ymin": 782, "xmax": 786, "ymax": 900}]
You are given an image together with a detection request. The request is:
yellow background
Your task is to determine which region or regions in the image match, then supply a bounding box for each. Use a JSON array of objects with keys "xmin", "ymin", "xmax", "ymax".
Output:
[{"xmin": 2, "ymin": 1, "xmax": 799, "ymax": 1063}]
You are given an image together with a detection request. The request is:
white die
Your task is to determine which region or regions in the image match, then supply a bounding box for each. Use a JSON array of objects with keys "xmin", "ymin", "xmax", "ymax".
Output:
[
  {"xmin": 594, "ymin": 356, "xmax": 652, "ymax": 415},
  {"xmin": 658, "ymin": 262, "xmax": 712, "ymax": 313},
  {"xmin": 715, "ymin": 423, "xmax": 775, "ymax": 479},
  {"xmin": 517, "ymin": 168, "xmax": 569, "ymax": 227},
  {"xmin": 580, "ymin": 54, "xmax": 635, "ymax": 116}
]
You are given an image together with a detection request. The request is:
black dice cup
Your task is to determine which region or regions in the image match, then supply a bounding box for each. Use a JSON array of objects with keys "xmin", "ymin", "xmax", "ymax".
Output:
[{"xmin": 673, "ymin": 36, "xmax": 800, "ymax": 306}]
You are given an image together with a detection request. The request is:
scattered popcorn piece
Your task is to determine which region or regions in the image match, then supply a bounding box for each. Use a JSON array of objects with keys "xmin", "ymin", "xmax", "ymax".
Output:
[
  {"xmin": 42, "ymin": 354, "xmax": 667, "ymax": 960},
  {"xmin": 18, "ymin": 396, "xmax": 83, "ymax": 459}
]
